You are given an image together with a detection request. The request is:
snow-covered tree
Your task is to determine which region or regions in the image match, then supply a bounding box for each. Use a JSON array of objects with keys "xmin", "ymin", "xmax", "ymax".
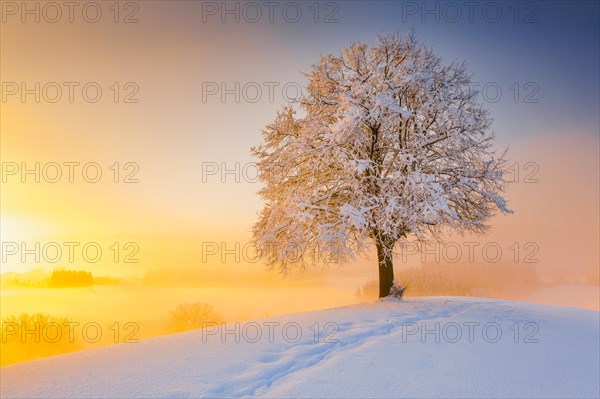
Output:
[{"xmin": 252, "ymin": 32, "xmax": 511, "ymax": 298}]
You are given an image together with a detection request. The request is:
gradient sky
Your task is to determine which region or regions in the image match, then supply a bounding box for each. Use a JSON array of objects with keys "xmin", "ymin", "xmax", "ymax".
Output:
[{"xmin": 1, "ymin": 0, "xmax": 598, "ymax": 276}]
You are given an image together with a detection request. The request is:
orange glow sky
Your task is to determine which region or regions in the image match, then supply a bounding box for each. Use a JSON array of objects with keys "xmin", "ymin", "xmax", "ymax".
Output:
[{"xmin": 1, "ymin": 2, "xmax": 598, "ymax": 279}]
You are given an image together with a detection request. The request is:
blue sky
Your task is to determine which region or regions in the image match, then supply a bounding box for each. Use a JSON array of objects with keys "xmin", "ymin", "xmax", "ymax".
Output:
[{"xmin": 266, "ymin": 0, "xmax": 600, "ymax": 140}]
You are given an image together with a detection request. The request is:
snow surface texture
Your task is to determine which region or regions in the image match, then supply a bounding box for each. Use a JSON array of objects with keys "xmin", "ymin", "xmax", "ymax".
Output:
[{"xmin": 1, "ymin": 297, "xmax": 599, "ymax": 398}]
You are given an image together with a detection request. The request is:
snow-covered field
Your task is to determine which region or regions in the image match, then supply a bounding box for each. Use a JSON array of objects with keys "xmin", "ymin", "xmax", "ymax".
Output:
[{"xmin": 1, "ymin": 297, "xmax": 599, "ymax": 398}]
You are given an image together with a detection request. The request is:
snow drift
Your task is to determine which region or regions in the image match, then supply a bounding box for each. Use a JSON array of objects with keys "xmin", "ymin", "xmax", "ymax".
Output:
[{"xmin": 1, "ymin": 297, "xmax": 598, "ymax": 398}]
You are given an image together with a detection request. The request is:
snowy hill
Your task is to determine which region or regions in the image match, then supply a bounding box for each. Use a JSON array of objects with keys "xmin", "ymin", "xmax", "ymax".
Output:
[{"xmin": 1, "ymin": 297, "xmax": 599, "ymax": 398}]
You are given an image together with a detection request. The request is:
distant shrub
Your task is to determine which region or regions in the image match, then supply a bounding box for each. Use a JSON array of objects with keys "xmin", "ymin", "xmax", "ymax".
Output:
[
  {"xmin": 166, "ymin": 302, "xmax": 223, "ymax": 333},
  {"xmin": 1, "ymin": 313, "xmax": 81, "ymax": 365}
]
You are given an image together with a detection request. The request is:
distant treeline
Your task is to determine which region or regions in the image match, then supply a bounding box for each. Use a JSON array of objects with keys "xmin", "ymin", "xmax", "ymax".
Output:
[
  {"xmin": 49, "ymin": 269, "xmax": 93, "ymax": 288},
  {"xmin": 356, "ymin": 262, "xmax": 545, "ymax": 300},
  {"xmin": 1, "ymin": 269, "xmax": 123, "ymax": 288}
]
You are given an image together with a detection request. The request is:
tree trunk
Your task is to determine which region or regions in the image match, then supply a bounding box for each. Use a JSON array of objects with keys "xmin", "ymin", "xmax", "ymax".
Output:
[{"xmin": 376, "ymin": 240, "xmax": 394, "ymax": 298}]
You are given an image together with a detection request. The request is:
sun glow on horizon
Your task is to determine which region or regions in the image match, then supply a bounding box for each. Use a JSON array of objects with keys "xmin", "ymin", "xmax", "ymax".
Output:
[{"xmin": 0, "ymin": 214, "xmax": 64, "ymax": 242}]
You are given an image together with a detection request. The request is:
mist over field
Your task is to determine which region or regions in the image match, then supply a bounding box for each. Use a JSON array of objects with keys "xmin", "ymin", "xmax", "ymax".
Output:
[{"xmin": 2, "ymin": 241, "xmax": 597, "ymax": 365}]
